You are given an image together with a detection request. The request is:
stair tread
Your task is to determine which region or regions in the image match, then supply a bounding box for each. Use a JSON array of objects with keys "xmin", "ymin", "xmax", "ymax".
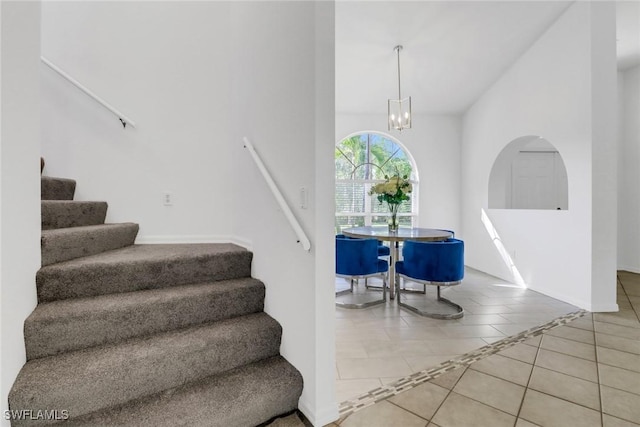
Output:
[
  {"xmin": 41, "ymin": 176, "xmax": 75, "ymax": 183},
  {"xmin": 11, "ymin": 313, "xmax": 283, "ymax": 420},
  {"xmin": 36, "ymin": 243, "xmax": 253, "ymax": 302},
  {"xmin": 41, "ymin": 200, "xmax": 108, "ymax": 230},
  {"xmin": 41, "ymin": 222, "xmax": 138, "ymax": 236},
  {"xmin": 41, "ymin": 176, "xmax": 76, "ymax": 201},
  {"xmin": 41, "ymin": 200, "xmax": 105, "ymax": 205},
  {"xmin": 65, "ymin": 356, "xmax": 303, "ymax": 427},
  {"xmin": 41, "ymin": 222, "xmax": 139, "ymax": 266},
  {"xmin": 29, "ymin": 277, "xmax": 264, "ymax": 321},
  {"xmin": 26, "ymin": 278, "xmax": 265, "ymax": 359},
  {"xmin": 40, "ymin": 243, "xmax": 249, "ymax": 268}
]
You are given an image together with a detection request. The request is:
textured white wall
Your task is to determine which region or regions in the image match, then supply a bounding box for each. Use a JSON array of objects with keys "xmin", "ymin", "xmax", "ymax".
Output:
[
  {"xmin": 461, "ymin": 2, "xmax": 617, "ymax": 311},
  {"xmin": 589, "ymin": 1, "xmax": 618, "ymax": 310},
  {"xmin": 0, "ymin": 2, "xmax": 41, "ymax": 423},
  {"xmin": 336, "ymin": 113, "xmax": 462, "ymax": 235},
  {"xmin": 41, "ymin": 2, "xmax": 235, "ymax": 242},
  {"xmin": 230, "ymin": 3, "xmax": 336, "ymax": 423},
  {"xmin": 618, "ymin": 66, "xmax": 640, "ymax": 273}
]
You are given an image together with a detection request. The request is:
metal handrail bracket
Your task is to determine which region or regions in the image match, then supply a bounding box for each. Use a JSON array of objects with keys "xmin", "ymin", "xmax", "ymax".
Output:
[
  {"xmin": 243, "ymin": 137, "xmax": 311, "ymax": 252},
  {"xmin": 41, "ymin": 56, "xmax": 136, "ymax": 129}
]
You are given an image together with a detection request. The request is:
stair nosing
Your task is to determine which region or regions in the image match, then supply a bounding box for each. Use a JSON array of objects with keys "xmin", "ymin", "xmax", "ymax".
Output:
[
  {"xmin": 28, "ymin": 277, "xmax": 265, "ymax": 322},
  {"xmin": 41, "ymin": 222, "xmax": 139, "ymax": 235}
]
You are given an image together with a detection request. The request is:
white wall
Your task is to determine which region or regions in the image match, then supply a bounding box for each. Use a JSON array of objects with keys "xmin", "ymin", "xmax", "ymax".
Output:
[
  {"xmin": 336, "ymin": 113, "xmax": 462, "ymax": 234},
  {"xmin": 312, "ymin": 2, "xmax": 338, "ymax": 423},
  {"xmin": 589, "ymin": 1, "xmax": 618, "ymax": 308},
  {"xmin": 41, "ymin": 1, "xmax": 235, "ymax": 242},
  {"xmin": 461, "ymin": 2, "xmax": 618, "ymax": 311},
  {"xmin": 230, "ymin": 2, "xmax": 336, "ymax": 424},
  {"xmin": 618, "ymin": 65, "xmax": 640, "ymax": 273},
  {"xmin": 0, "ymin": 1, "xmax": 41, "ymax": 423}
]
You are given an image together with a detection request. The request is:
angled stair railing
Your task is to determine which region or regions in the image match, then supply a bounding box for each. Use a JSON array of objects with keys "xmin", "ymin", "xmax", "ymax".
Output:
[
  {"xmin": 243, "ymin": 137, "xmax": 311, "ymax": 252},
  {"xmin": 41, "ymin": 56, "xmax": 136, "ymax": 129}
]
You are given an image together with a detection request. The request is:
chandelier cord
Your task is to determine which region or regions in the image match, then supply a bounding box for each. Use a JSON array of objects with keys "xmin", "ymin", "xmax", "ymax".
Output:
[{"xmin": 396, "ymin": 45, "xmax": 402, "ymax": 100}]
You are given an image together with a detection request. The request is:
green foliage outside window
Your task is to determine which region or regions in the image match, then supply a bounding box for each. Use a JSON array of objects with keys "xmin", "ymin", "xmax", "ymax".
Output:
[{"xmin": 335, "ymin": 133, "xmax": 417, "ymax": 233}]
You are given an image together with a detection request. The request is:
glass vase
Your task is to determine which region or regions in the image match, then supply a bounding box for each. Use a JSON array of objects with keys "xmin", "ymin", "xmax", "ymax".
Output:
[{"xmin": 388, "ymin": 203, "xmax": 400, "ymax": 232}]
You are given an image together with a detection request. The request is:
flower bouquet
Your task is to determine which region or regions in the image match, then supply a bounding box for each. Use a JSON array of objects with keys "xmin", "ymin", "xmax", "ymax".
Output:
[{"xmin": 369, "ymin": 174, "xmax": 412, "ymax": 232}]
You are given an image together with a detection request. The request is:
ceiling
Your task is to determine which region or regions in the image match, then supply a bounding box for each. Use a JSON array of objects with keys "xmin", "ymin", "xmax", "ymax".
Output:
[{"xmin": 336, "ymin": 1, "xmax": 640, "ymax": 115}]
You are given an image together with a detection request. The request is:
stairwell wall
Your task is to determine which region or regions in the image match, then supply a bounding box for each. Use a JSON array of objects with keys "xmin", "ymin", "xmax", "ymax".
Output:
[
  {"xmin": 40, "ymin": 1, "xmax": 337, "ymax": 425},
  {"xmin": 40, "ymin": 1, "xmax": 235, "ymax": 242},
  {"xmin": 230, "ymin": 3, "xmax": 337, "ymax": 424},
  {"xmin": 0, "ymin": 2, "xmax": 41, "ymax": 422}
]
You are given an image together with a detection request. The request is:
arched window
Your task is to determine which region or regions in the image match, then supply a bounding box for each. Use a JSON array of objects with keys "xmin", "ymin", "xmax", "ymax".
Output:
[{"xmin": 335, "ymin": 132, "xmax": 419, "ymax": 232}]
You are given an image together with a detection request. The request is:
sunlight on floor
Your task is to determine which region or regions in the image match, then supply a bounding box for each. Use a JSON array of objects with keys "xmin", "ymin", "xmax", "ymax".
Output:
[{"xmin": 334, "ymin": 268, "xmax": 579, "ymax": 403}]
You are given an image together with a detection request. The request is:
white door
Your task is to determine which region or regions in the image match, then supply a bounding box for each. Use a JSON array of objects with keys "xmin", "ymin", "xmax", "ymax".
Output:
[{"xmin": 511, "ymin": 152, "xmax": 563, "ymax": 209}]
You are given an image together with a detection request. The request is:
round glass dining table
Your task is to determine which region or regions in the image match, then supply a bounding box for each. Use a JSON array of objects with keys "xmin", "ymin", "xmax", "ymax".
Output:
[{"xmin": 341, "ymin": 226, "xmax": 453, "ymax": 299}]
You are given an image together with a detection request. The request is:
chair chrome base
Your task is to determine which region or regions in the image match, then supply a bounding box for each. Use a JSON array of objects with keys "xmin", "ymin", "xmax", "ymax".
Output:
[
  {"xmin": 396, "ymin": 274, "xmax": 464, "ymax": 319},
  {"xmin": 366, "ymin": 282, "xmax": 426, "ymax": 294},
  {"xmin": 336, "ymin": 273, "xmax": 387, "ymax": 309}
]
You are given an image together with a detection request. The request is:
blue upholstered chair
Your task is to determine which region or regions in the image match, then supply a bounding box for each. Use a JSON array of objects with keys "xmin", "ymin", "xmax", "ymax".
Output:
[
  {"xmin": 337, "ymin": 235, "xmax": 390, "ymax": 257},
  {"xmin": 337, "ymin": 234, "xmax": 390, "ymax": 290},
  {"xmin": 377, "ymin": 242, "xmax": 391, "ymax": 257},
  {"xmin": 395, "ymin": 238, "xmax": 465, "ymax": 319},
  {"xmin": 336, "ymin": 235, "xmax": 388, "ymax": 308},
  {"xmin": 398, "ymin": 229, "xmax": 455, "ymax": 295}
]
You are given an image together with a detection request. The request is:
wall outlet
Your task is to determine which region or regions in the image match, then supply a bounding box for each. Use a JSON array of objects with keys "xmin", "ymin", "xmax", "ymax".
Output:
[{"xmin": 163, "ymin": 192, "xmax": 173, "ymax": 206}]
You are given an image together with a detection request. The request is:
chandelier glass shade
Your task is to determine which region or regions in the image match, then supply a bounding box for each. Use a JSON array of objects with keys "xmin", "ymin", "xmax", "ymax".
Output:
[{"xmin": 388, "ymin": 45, "xmax": 412, "ymax": 131}]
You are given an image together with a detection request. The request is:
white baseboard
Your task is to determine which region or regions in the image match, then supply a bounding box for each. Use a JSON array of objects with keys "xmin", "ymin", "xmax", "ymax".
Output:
[
  {"xmin": 298, "ymin": 398, "xmax": 339, "ymax": 427},
  {"xmin": 134, "ymin": 234, "xmax": 252, "ymax": 251},
  {"xmin": 520, "ymin": 285, "xmax": 590, "ymax": 311},
  {"xmin": 618, "ymin": 265, "xmax": 640, "ymax": 274},
  {"xmin": 529, "ymin": 286, "xmax": 622, "ymax": 313}
]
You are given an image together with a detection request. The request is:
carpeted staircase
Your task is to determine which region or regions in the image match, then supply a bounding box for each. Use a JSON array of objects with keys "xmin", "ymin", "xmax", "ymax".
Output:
[{"xmin": 8, "ymin": 175, "xmax": 303, "ymax": 426}]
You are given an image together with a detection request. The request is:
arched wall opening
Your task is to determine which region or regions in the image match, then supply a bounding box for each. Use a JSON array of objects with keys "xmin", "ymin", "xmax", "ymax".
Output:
[{"xmin": 488, "ymin": 136, "xmax": 568, "ymax": 210}]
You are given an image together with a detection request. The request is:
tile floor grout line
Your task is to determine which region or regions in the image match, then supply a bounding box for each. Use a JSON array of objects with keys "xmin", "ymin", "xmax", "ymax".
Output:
[
  {"xmin": 618, "ymin": 273, "xmax": 640, "ymax": 324},
  {"xmin": 537, "ymin": 338, "xmax": 600, "ymax": 363},
  {"xmin": 423, "ymin": 367, "xmax": 467, "ymax": 426},
  {"xmin": 384, "ymin": 398, "xmax": 431, "ymax": 423},
  {"xmin": 592, "ymin": 339, "xmax": 640, "ymax": 357},
  {"xmin": 596, "ymin": 361, "xmax": 640, "ymax": 379},
  {"xmin": 513, "ymin": 326, "xmax": 542, "ymax": 424},
  {"xmin": 593, "ymin": 312, "xmax": 606, "ymax": 427},
  {"xmin": 336, "ymin": 310, "xmax": 587, "ymax": 418},
  {"xmin": 591, "ymin": 325, "xmax": 640, "ymax": 341}
]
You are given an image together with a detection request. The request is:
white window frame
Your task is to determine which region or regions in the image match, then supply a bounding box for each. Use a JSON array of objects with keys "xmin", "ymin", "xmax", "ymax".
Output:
[{"xmin": 335, "ymin": 132, "xmax": 419, "ymax": 231}]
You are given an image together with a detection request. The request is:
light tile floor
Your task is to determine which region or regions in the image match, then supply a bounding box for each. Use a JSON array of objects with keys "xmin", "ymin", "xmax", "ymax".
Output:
[
  {"xmin": 328, "ymin": 271, "xmax": 640, "ymax": 426},
  {"xmin": 335, "ymin": 268, "xmax": 579, "ymax": 402}
]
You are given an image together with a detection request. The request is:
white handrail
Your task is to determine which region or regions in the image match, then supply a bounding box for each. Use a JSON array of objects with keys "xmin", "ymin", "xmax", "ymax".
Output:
[
  {"xmin": 41, "ymin": 56, "xmax": 136, "ymax": 129},
  {"xmin": 243, "ymin": 137, "xmax": 311, "ymax": 252}
]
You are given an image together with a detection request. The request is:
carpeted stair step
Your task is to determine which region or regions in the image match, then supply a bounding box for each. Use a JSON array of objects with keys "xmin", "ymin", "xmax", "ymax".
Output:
[
  {"xmin": 36, "ymin": 243, "xmax": 252, "ymax": 302},
  {"xmin": 41, "ymin": 223, "xmax": 139, "ymax": 266},
  {"xmin": 41, "ymin": 176, "xmax": 76, "ymax": 200},
  {"xmin": 62, "ymin": 356, "xmax": 303, "ymax": 427},
  {"xmin": 41, "ymin": 200, "xmax": 108, "ymax": 230},
  {"xmin": 9, "ymin": 313, "xmax": 283, "ymax": 425},
  {"xmin": 25, "ymin": 278, "xmax": 266, "ymax": 360}
]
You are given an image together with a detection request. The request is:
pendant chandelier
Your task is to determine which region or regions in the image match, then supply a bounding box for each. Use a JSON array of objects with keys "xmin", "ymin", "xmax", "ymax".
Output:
[{"xmin": 388, "ymin": 45, "xmax": 412, "ymax": 131}]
